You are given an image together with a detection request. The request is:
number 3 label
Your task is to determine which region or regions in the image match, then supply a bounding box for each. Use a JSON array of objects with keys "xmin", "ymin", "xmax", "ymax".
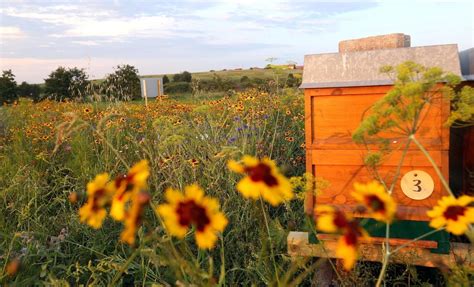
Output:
[{"xmin": 401, "ymin": 170, "xmax": 434, "ymax": 200}]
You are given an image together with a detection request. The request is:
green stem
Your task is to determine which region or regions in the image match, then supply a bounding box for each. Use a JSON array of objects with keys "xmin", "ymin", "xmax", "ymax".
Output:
[
  {"xmin": 269, "ymin": 112, "xmax": 280, "ymax": 159},
  {"xmin": 1, "ymin": 233, "xmax": 17, "ymax": 278},
  {"xmin": 387, "ymin": 137, "xmax": 412, "ymax": 195},
  {"xmin": 375, "ymin": 254, "xmax": 389, "ymax": 287},
  {"xmin": 306, "ymin": 218, "xmax": 345, "ymax": 285},
  {"xmin": 409, "ymin": 134, "xmax": 454, "ymax": 197},
  {"xmin": 150, "ymin": 201, "xmax": 188, "ymax": 279},
  {"xmin": 217, "ymin": 236, "xmax": 226, "ymax": 286},
  {"xmin": 259, "ymin": 197, "xmax": 280, "ymax": 286},
  {"xmin": 109, "ymin": 244, "xmax": 143, "ymax": 287}
]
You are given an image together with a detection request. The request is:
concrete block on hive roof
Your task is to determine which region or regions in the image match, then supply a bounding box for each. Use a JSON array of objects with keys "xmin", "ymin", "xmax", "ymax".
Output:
[
  {"xmin": 339, "ymin": 33, "xmax": 411, "ymax": 53},
  {"xmin": 301, "ymin": 44, "xmax": 462, "ymax": 89}
]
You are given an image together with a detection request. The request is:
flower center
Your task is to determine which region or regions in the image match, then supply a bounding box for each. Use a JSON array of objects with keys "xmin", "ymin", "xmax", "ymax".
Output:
[
  {"xmin": 366, "ymin": 195, "xmax": 386, "ymax": 212},
  {"xmin": 115, "ymin": 173, "xmax": 136, "ymax": 198},
  {"xmin": 176, "ymin": 200, "xmax": 211, "ymax": 232},
  {"xmin": 443, "ymin": 205, "xmax": 466, "ymax": 221},
  {"xmin": 245, "ymin": 163, "xmax": 278, "ymax": 187},
  {"xmin": 333, "ymin": 211, "xmax": 348, "ymax": 229},
  {"xmin": 343, "ymin": 230, "xmax": 358, "ymax": 246}
]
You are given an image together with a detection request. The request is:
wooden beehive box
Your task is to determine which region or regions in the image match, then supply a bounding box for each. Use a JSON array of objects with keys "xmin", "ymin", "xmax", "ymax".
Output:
[{"xmin": 300, "ymin": 37, "xmax": 465, "ymax": 251}]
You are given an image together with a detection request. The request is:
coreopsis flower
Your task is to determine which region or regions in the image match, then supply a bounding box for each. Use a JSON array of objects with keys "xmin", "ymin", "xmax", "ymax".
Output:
[
  {"xmin": 79, "ymin": 173, "xmax": 114, "ymax": 229},
  {"xmin": 352, "ymin": 181, "xmax": 397, "ymax": 223},
  {"xmin": 427, "ymin": 195, "xmax": 474, "ymax": 235},
  {"xmin": 120, "ymin": 192, "xmax": 151, "ymax": 245},
  {"xmin": 314, "ymin": 205, "xmax": 350, "ymax": 233},
  {"xmin": 6, "ymin": 258, "xmax": 20, "ymax": 276},
  {"xmin": 157, "ymin": 184, "xmax": 228, "ymax": 249},
  {"xmin": 336, "ymin": 222, "xmax": 367, "ymax": 270},
  {"xmin": 188, "ymin": 158, "xmax": 199, "ymax": 168},
  {"xmin": 227, "ymin": 156, "xmax": 293, "ymax": 206},
  {"xmin": 314, "ymin": 205, "xmax": 367, "ymax": 270},
  {"xmin": 110, "ymin": 160, "xmax": 150, "ymax": 221}
]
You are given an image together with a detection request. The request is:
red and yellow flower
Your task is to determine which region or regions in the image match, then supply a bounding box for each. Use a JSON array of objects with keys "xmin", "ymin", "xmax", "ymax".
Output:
[
  {"xmin": 79, "ymin": 173, "xmax": 114, "ymax": 229},
  {"xmin": 336, "ymin": 223, "xmax": 366, "ymax": 270},
  {"xmin": 157, "ymin": 184, "xmax": 228, "ymax": 249},
  {"xmin": 352, "ymin": 181, "xmax": 397, "ymax": 223},
  {"xmin": 427, "ymin": 195, "xmax": 474, "ymax": 235},
  {"xmin": 78, "ymin": 160, "xmax": 151, "ymax": 245},
  {"xmin": 120, "ymin": 191, "xmax": 151, "ymax": 245},
  {"xmin": 110, "ymin": 160, "xmax": 150, "ymax": 221},
  {"xmin": 314, "ymin": 205, "xmax": 351, "ymax": 233},
  {"xmin": 314, "ymin": 205, "xmax": 367, "ymax": 270},
  {"xmin": 228, "ymin": 156, "xmax": 293, "ymax": 206}
]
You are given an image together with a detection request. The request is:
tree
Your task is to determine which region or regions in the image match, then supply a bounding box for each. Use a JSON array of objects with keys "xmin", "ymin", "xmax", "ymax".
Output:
[
  {"xmin": 286, "ymin": 73, "xmax": 302, "ymax": 88},
  {"xmin": 44, "ymin": 67, "xmax": 89, "ymax": 101},
  {"xmin": 181, "ymin": 71, "xmax": 192, "ymax": 83},
  {"xmin": 162, "ymin": 75, "xmax": 170, "ymax": 85},
  {"xmin": 17, "ymin": 81, "xmax": 41, "ymax": 102},
  {"xmin": 172, "ymin": 71, "xmax": 192, "ymax": 83},
  {"xmin": 0, "ymin": 70, "xmax": 18, "ymax": 105},
  {"xmin": 103, "ymin": 64, "xmax": 141, "ymax": 101}
]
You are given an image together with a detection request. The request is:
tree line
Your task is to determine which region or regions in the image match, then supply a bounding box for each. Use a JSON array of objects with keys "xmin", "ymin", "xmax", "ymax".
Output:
[
  {"xmin": 0, "ymin": 65, "xmax": 143, "ymax": 105},
  {"xmin": 1, "ymin": 64, "xmax": 302, "ymax": 105}
]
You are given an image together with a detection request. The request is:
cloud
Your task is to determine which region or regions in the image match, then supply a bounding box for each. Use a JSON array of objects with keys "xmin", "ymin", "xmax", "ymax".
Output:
[
  {"xmin": 1, "ymin": 5, "xmax": 176, "ymax": 40},
  {"xmin": 0, "ymin": 26, "xmax": 26, "ymax": 39},
  {"xmin": 71, "ymin": 40, "xmax": 100, "ymax": 46},
  {"xmin": 60, "ymin": 15, "xmax": 176, "ymax": 38}
]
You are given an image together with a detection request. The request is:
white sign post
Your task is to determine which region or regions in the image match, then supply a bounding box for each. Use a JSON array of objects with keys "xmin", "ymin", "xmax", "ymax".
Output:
[{"xmin": 143, "ymin": 79, "xmax": 148, "ymax": 107}]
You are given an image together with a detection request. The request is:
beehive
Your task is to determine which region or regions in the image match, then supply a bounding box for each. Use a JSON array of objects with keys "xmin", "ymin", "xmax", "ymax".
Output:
[{"xmin": 300, "ymin": 35, "xmax": 465, "ymax": 252}]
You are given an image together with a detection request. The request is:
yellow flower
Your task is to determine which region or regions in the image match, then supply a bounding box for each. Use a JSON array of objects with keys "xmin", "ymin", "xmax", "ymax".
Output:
[
  {"xmin": 120, "ymin": 192, "xmax": 151, "ymax": 245},
  {"xmin": 314, "ymin": 205, "xmax": 367, "ymax": 270},
  {"xmin": 352, "ymin": 181, "xmax": 397, "ymax": 223},
  {"xmin": 314, "ymin": 205, "xmax": 349, "ymax": 233},
  {"xmin": 427, "ymin": 195, "xmax": 474, "ymax": 235},
  {"xmin": 110, "ymin": 160, "xmax": 150, "ymax": 221},
  {"xmin": 228, "ymin": 156, "xmax": 293, "ymax": 206},
  {"xmin": 188, "ymin": 158, "xmax": 199, "ymax": 168},
  {"xmin": 157, "ymin": 184, "xmax": 228, "ymax": 249},
  {"xmin": 336, "ymin": 230, "xmax": 359, "ymax": 270},
  {"xmin": 79, "ymin": 173, "xmax": 114, "ymax": 229}
]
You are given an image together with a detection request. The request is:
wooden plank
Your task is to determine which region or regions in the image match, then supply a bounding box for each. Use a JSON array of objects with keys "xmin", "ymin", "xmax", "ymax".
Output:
[
  {"xmin": 305, "ymin": 86, "xmax": 393, "ymax": 96},
  {"xmin": 307, "ymin": 87, "xmax": 449, "ymax": 151},
  {"xmin": 287, "ymin": 232, "xmax": 474, "ymax": 268},
  {"xmin": 329, "ymin": 204, "xmax": 434, "ymax": 222},
  {"xmin": 304, "ymin": 153, "xmax": 314, "ymax": 216},
  {"xmin": 309, "ymin": 149, "xmax": 449, "ymax": 221},
  {"xmin": 311, "ymin": 150, "xmax": 443, "ymax": 167},
  {"xmin": 304, "ymin": 89, "xmax": 315, "ymax": 216},
  {"xmin": 316, "ymin": 233, "xmax": 438, "ymax": 249}
]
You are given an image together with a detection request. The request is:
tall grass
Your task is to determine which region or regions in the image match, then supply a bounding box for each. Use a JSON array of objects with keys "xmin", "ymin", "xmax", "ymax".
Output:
[{"xmin": 0, "ymin": 89, "xmax": 307, "ymax": 285}]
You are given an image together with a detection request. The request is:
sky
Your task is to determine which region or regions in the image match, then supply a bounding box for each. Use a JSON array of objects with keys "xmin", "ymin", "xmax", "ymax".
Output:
[{"xmin": 0, "ymin": 0, "xmax": 473, "ymax": 83}]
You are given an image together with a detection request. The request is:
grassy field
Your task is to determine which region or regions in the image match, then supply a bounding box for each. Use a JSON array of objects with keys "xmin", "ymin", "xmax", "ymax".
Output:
[
  {"xmin": 0, "ymin": 88, "xmax": 311, "ymax": 285},
  {"xmin": 143, "ymin": 67, "xmax": 303, "ymax": 81},
  {"xmin": 0, "ymin": 81, "xmax": 471, "ymax": 285}
]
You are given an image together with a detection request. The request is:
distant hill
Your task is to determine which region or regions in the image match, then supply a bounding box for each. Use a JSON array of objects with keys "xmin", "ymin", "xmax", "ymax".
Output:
[{"xmin": 142, "ymin": 67, "xmax": 303, "ymax": 81}]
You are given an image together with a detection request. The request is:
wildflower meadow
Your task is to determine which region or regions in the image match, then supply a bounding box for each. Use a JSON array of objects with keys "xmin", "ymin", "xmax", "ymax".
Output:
[{"xmin": 1, "ymin": 63, "xmax": 473, "ymax": 286}]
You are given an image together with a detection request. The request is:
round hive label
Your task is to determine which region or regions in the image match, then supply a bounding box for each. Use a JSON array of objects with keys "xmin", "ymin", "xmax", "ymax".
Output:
[{"xmin": 401, "ymin": 170, "xmax": 434, "ymax": 200}]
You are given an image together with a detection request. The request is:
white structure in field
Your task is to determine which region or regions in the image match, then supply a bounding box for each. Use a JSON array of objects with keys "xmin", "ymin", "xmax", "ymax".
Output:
[{"xmin": 140, "ymin": 77, "xmax": 164, "ymax": 98}]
